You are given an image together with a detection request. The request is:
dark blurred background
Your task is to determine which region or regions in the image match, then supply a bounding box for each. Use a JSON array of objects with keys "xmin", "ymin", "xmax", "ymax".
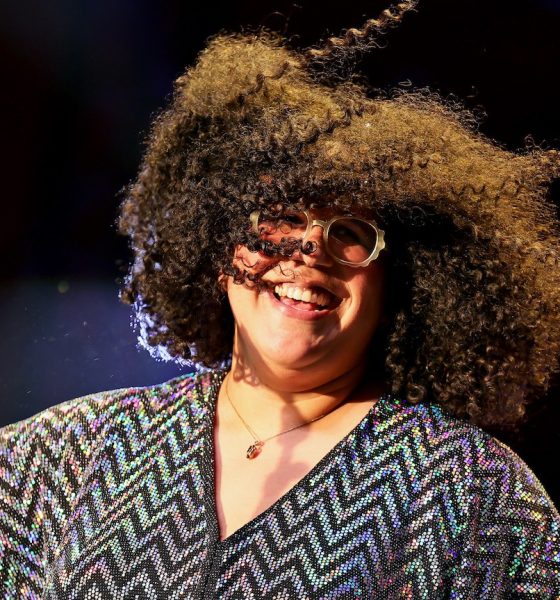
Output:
[{"xmin": 1, "ymin": 0, "xmax": 559, "ymax": 505}]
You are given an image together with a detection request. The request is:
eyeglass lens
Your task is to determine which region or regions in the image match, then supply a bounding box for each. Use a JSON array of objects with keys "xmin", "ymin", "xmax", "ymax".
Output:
[{"xmin": 255, "ymin": 212, "xmax": 377, "ymax": 264}]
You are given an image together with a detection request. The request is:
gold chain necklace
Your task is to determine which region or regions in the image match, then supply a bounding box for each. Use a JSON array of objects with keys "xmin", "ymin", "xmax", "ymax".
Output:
[{"xmin": 224, "ymin": 374, "xmax": 345, "ymax": 459}]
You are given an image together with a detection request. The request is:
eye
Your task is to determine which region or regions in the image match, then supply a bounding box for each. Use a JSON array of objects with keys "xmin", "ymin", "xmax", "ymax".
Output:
[
  {"xmin": 329, "ymin": 218, "xmax": 376, "ymax": 248},
  {"xmin": 333, "ymin": 226, "xmax": 359, "ymax": 243},
  {"xmin": 278, "ymin": 213, "xmax": 307, "ymax": 227},
  {"xmin": 256, "ymin": 211, "xmax": 307, "ymax": 238},
  {"xmin": 274, "ymin": 212, "xmax": 307, "ymax": 234}
]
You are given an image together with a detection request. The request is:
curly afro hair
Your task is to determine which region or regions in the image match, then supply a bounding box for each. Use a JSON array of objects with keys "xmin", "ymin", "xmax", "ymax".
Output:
[{"xmin": 119, "ymin": 5, "xmax": 560, "ymax": 432}]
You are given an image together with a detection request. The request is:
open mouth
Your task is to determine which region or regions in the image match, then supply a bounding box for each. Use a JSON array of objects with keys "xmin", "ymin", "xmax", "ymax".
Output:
[{"xmin": 272, "ymin": 284, "xmax": 341, "ymax": 312}]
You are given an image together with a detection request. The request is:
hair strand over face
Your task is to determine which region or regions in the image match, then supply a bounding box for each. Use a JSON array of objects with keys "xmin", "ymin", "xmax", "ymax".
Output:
[{"xmin": 119, "ymin": 25, "xmax": 560, "ymax": 433}]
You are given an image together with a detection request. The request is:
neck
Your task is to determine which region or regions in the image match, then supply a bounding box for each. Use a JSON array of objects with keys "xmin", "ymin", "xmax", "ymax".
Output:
[{"xmin": 222, "ymin": 336, "xmax": 381, "ymax": 437}]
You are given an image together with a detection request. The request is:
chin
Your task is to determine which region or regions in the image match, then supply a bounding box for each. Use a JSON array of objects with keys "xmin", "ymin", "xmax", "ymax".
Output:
[{"xmin": 262, "ymin": 340, "xmax": 323, "ymax": 369}]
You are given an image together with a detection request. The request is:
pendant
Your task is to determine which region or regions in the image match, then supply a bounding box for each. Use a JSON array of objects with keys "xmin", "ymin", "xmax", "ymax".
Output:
[{"xmin": 246, "ymin": 440, "xmax": 264, "ymax": 459}]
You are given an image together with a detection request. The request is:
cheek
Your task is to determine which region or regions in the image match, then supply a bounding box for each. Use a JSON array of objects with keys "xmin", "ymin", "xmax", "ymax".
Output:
[
  {"xmin": 351, "ymin": 266, "xmax": 385, "ymax": 323},
  {"xmin": 232, "ymin": 244, "xmax": 278, "ymax": 276}
]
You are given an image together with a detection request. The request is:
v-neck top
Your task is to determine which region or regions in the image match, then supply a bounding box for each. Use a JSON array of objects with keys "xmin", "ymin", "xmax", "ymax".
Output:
[{"xmin": 1, "ymin": 369, "xmax": 559, "ymax": 599}]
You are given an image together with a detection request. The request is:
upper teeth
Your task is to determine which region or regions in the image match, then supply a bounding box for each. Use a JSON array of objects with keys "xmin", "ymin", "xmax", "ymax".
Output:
[{"xmin": 274, "ymin": 285, "xmax": 332, "ymax": 307}]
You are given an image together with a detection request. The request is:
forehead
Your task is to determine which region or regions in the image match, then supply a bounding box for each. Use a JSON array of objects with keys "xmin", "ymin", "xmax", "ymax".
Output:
[
  {"xmin": 282, "ymin": 202, "xmax": 376, "ymax": 220},
  {"xmin": 256, "ymin": 189, "xmax": 379, "ymax": 221}
]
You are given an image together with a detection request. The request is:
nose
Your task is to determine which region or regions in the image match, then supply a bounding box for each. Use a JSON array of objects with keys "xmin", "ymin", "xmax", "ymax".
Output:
[{"xmin": 298, "ymin": 224, "xmax": 334, "ymax": 267}]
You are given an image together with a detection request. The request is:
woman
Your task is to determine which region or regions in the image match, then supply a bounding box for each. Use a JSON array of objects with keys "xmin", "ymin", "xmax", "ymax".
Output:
[{"xmin": 2, "ymin": 3, "xmax": 560, "ymax": 598}]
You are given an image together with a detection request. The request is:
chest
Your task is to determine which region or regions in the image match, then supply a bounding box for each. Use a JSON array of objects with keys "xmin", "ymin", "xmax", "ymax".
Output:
[
  {"xmin": 40, "ymin": 399, "xmax": 455, "ymax": 599},
  {"xmin": 213, "ymin": 428, "xmax": 338, "ymax": 541},
  {"xmin": 213, "ymin": 399, "xmax": 382, "ymax": 541}
]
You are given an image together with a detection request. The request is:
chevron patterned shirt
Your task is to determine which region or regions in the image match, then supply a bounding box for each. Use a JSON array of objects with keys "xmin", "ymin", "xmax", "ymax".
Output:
[{"xmin": 1, "ymin": 369, "xmax": 559, "ymax": 599}]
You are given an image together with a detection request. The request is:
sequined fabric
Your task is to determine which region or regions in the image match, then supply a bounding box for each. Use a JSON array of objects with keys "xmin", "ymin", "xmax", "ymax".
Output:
[{"xmin": 1, "ymin": 370, "xmax": 559, "ymax": 598}]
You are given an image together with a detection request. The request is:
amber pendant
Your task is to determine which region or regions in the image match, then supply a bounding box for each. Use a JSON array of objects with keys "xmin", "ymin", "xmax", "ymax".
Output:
[{"xmin": 246, "ymin": 441, "xmax": 264, "ymax": 459}]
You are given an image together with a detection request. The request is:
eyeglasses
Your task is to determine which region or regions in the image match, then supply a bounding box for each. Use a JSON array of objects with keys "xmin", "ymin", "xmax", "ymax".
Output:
[{"xmin": 250, "ymin": 209, "xmax": 386, "ymax": 267}]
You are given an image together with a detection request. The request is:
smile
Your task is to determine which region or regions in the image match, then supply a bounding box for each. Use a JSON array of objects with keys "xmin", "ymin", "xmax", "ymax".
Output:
[{"xmin": 270, "ymin": 284, "xmax": 341, "ymax": 315}]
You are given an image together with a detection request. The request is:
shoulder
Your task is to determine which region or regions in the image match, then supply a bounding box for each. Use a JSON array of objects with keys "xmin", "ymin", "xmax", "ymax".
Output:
[
  {"xmin": 0, "ymin": 368, "xmax": 225, "ymax": 450},
  {"xmin": 384, "ymin": 397, "xmax": 559, "ymax": 538},
  {"xmin": 372, "ymin": 395, "xmax": 559, "ymax": 521},
  {"xmin": 375, "ymin": 397, "xmax": 560, "ymax": 593},
  {"xmin": 0, "ymin": 369, "xmax": 225, "ymax": 506}
]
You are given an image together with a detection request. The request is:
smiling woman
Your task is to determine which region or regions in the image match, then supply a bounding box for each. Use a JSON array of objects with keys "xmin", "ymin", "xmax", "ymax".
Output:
[
  {"xmin": 2, "ymin": 1, "xmax": 560, "ymax": 598},
  {"xmin": 227, "ymin": 207, "xmax": 386, "ymax": 388}
]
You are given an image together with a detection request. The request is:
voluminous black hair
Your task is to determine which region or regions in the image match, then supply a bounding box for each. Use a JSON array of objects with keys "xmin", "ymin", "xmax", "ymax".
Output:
[{"xmin": 119, "ymin": 4, "xmax": 560, "ymax": 431}]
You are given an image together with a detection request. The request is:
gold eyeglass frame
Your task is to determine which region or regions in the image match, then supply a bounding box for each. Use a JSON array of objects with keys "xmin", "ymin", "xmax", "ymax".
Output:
[{"xmin": 250, "ymin": 209, "xmax": 386, "ymax": 267}]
